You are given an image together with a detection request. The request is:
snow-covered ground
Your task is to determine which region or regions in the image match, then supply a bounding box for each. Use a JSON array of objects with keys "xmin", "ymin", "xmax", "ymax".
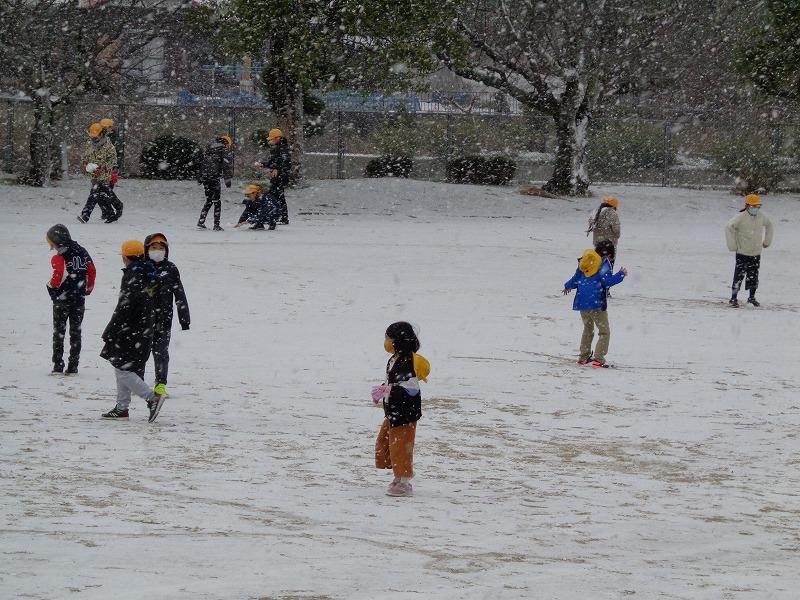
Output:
[{"xmin": 1, "ymin": 177, "xmax": 799, "ymax": 599}]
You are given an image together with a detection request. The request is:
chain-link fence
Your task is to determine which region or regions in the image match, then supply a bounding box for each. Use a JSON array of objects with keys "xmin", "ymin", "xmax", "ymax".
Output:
[{"xmin": 2, "ymin": 96, "xmax": 798, "ymax": 188}]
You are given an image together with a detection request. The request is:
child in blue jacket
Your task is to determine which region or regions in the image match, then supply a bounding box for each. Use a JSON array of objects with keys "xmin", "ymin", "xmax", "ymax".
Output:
[{"xmin": 563, "ymin": 249, "xmax": 628, "ymax": 368}]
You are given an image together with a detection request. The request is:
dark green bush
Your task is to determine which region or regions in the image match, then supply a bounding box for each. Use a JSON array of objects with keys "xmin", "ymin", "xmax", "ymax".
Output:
[
  {"xmin": 589, "ymin": 121, "xmax": 672, "ymax": 179},
  {"xmin": 711, "ymin": 135, "xmax": 784, "ymax": 193},
  {"xmin": 140, "ymin": 135, "xmax": 200, "ymax": 180},
  {"xmin": 446, "ymin": 156, "xmax": 516, "ymax": 185},
  {"xmin": 365, "ymin": 155, "xmax": 413, "ymax": 178}
]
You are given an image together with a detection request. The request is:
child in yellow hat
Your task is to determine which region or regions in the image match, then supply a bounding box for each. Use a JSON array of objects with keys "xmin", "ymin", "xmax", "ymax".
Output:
[
  {"xmin": 563, "ymin": 250, "xmax": 628, "ymax": 368},
  {"xmin": 372, "ymin": 321, "xmax": 429, "ymax": 497},
  {"xmin": 234, "ymin": 184, "xmax": 278, "ymax": 230}
]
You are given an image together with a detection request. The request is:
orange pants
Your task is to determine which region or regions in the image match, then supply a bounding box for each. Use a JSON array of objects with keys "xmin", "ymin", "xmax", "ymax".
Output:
[{"xmin": 375, "ymin": 418, "xmax": 417, "ymax": 478}]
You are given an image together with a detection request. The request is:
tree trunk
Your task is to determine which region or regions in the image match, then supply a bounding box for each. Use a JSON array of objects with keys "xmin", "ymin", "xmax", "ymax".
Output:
[
  {"xmin": 27, "ymin": 91, "xmax": 54, "ymax": 187},
  {"xmin": 273, "ymin": 86, "xmax": 304, "ymax": 185},
  {"xmin": 543, "ymin": 105, "xmax": 591, "ymax": 196}
]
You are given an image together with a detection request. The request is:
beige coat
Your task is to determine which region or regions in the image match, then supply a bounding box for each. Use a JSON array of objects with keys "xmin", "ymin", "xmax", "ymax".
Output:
[
  {"xmin": 591, "ymin": 206, "xmax": 621, "ymax": 246},
  {"xmin": 81, "ymin": 138, "xmax": 117, "ymax": 184},
  {"xmin": 725, "ymin": 210, "xmax": 774, "ymax": 257}
]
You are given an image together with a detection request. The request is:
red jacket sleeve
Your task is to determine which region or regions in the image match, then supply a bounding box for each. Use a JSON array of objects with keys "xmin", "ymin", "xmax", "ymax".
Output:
[
  {"xmin": 49, "ymin": 255, "xmax": 66, "ymax": 288},
  {"xmin": 86, "ymin": 260, "xmax": 96, "ymax": 295}
]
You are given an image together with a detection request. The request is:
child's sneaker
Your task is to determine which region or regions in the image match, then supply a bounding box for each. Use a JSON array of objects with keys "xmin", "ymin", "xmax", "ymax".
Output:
[
  {"xmin": 52, "ymin": 362, "xmax": 64, "ymax": 374},
  {"xmin": 591, "ymin": 359, "xmax": 610, "ymax": 369},
  {"xmin": 197, "ymin": 222, "xmax": 207, "ymax": 229},
  {"xmin": 387, "ymin": 477, "xmax": 400, "ymax": 492},
  {"xmin": 102, "ymin": 406, "xmax": 129, "ymax": 419},
  {"xmin": 386, "ymin": 481, "xmax": 413, "ymax": 497},
  {"xmin": 213, "ymin": 224, "xmax": 224, "ymax": 231},
  {"xmin": 747, "ymin": 297, "xmax": 760, "ymax": 307},
  {"xmin": 148, "ymin": 386, "xmax": 167, "ymax": 423},
  {"xmin": 577, "ymin": 355, "xmax": 592, "ymax": 365},
  {"xmin": 729, "ymin": 298, "xmax": 740, "ymax": 308},
  {"xmin": 65, "ymin": 362, "xmax": 78, "ymax": 375}
]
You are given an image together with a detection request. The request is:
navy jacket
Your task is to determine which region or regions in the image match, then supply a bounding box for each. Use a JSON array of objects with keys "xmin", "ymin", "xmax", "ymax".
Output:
[
  {"xmin": 383, "ymin": 352, "xmax": 422, "ymax": 427},
  {"xmin": 564, "ymin": 259, "xmax": 625, "ymax": 311},
  {"xmin": 259, "ymin": 139, "xmax": 291, "ymax": 189},
  {"xmin": 100, "ymin": 260, "xmax": 158, "ymax": 372},
  {"xmin": 198, "ymin": 142, "xmax": 234, "ymax": 183},
  {"xmin": 47, "ymin": 241, "xmax": 96, "ymax": 304}
]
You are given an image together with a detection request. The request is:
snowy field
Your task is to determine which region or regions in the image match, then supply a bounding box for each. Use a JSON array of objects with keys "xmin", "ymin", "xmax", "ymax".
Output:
[{"xmin": 1, "ymin": 177, "xmax": 799, "ymax": 600}]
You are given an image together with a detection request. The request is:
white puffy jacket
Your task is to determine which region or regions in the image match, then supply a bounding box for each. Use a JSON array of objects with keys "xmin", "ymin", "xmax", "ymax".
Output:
[{"xmin": 725, "ymin": 210, "xmax": 774, "ymax": 256}]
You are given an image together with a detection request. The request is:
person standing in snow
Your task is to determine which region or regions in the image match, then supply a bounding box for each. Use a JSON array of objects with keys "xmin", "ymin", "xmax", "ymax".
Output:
[
  {"xmin": 373, "ymin": 322, "xmax": 430, "ymax": 497},
  {"xmin": 253, "ymin": 128, "xmax": 291, "ymax": 225},
  {"xmin": 100, "ymin": 240, "xmax": 164, "ymax": 422},
  {"xmin": 196, "ymin": 135, "xmax": 234, "ymax": 231},
  {"xmin": 99, "ymin": 117, "xmax": 123, "ymax": 199},
  {"xmin": 725, "ymin": 194, "xmax": 774, "ymax": 308},
  {"xmin": 46, "ymin": 224, "xmax": 96, "ymax": 374},
  {"xmin": 586, "ymin": 196, "xmax": 621, "ymax": 266},
  {"xmin": 563, "ymin": 249, "xmax": 627, "ymax": 368},
  {"xmin": 143, "ymin": 233, "xmax": 190, "ymax": 398},
  {"xmin": 77, "ymin": 123, "xmax": 123, "ymax": 223}
]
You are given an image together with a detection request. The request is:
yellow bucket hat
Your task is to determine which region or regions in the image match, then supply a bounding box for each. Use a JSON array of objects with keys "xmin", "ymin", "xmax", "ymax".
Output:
[
  {"xmin": 413, "ymin": 353, "xmax": 430, "ymax": 382},
  {"xmin": 579, "ymin": 249, "xmax": 602, "ymax": 277}
]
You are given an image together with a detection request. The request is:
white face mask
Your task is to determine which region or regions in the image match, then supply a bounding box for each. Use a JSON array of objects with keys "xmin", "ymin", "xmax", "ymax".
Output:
[
  {"xmin": 149, "ymin": 249, "xmax": 166, "ymax": 263},
  {"xmin": 746, "ymin": 206, "xmax": 760, "ymax": 216}
]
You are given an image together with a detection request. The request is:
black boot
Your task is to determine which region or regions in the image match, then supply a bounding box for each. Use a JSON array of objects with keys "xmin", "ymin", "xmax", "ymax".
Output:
[{"xmin": 747, "ymin": 297, "xmax": 760, "ymax": 307}]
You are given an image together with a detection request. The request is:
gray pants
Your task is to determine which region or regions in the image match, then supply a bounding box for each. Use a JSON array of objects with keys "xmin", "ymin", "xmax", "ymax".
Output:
[{"xmin": 115, "ymin": 368, "xmax": 154, "ymax": 410}]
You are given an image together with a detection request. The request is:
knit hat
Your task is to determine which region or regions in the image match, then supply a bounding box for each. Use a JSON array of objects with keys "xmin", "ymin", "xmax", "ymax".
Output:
[
  {"xmin": 579, "ymin": 249, "xmax": 602, "ymax": 277},
  {"xmin": 745, "ymin": 194, "xmax": 762, "ymax": 207},
  {"xmin": 46, "ymin": 224, "xmax": 71, "ymax": 247},
  {"xmin": 603, "ymin": 196, "xmax": 618, "ymax": 209}
]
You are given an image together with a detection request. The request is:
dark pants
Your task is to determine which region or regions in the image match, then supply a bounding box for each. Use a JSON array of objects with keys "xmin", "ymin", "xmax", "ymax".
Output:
[
  {"xmin": 81, "ymin": 183, "xmax": 121, "ymax": 222},
  {"xmin": 150, "ymin": 326, "xmax": 171, "ymax": 385},
  {"xmin": 732, "ymin": 253, "xmax": 760, "ymax": 298},
  {"xmin": 595, "ymin": 240, "xmax": 616, "ymax": 267},
  {"xmin": 271, "ymin": 181, "xmax": 288, "ymax": 223},
  {"xmin": 199, "ymin": 180, "xmax": 222, "ymax": 226},
  {"xmin": 52, "ymin": 302, "xmax": 85, "ymax": 368}
]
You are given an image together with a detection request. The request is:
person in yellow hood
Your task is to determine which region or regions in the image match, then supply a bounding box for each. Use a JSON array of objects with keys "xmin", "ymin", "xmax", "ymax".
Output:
[{"xmin": 563, "ymin": 250, "xmax": 628, "ymax": 367}]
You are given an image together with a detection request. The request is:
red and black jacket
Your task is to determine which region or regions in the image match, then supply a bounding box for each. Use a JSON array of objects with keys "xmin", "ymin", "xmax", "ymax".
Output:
[{"xmin": 47, "ymin": 241, "xmax": 96, "ymax": 304}]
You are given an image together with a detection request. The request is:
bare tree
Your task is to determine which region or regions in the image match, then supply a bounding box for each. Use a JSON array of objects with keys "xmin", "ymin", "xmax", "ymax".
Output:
[
  {"xmin": 0, "ymin": 0, "xmax": 174, "ymax": 185},
  {"xmin": 438, "ymin": 0, "xmax": 751, "ymax": 195}
]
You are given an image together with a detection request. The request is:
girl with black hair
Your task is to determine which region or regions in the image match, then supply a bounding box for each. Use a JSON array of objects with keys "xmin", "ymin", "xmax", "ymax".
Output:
[{"xmin": 372, "ymin": 321, "xmax": 426, "ymax": 497}]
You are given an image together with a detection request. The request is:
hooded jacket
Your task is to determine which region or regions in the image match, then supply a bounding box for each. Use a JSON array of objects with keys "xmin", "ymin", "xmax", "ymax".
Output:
[
  {"xmin": 144, "ymin": 233, "xmax": 190, "ymax": 331},
  {"xmin": 725, "ymin": 210, "xmax": 774, "ymax": 257},
  {"xmin": 82, "ymin": 138, "xmax": 117, "ymax": 184},
  {"xmin": 198, "ymin": 141, "xmax": 234, "ymax": 183},
  {"xmin": 589, "ymin": 204, "xmax": 621, "ymax": 247},
  {"xmin": 564, "ymin": 258, "xmax": 626, "ymax": 311},
  {"xmin": 46, "ymin": 225, "xmax": 96, "ymax": 304},
  {"xmin": 259, "ymin": 138, "xmax": 292, "ymax": 189},
  {"xmin": 382, "ymin": 352, "xmax": 422, "ymax": 427},
  {"xmin": 100, "ymin": 259, "xmax": 158, "ymax": 372}
]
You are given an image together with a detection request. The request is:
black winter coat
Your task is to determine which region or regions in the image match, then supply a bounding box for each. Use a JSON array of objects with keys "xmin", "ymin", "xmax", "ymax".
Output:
[
  {"xmin": 198, "ymin": 142, "xmax": 234, "ymax": 183},
  {"xmin": 383, "ymin": 352, "xmax": 422, "ymax": 427},
  {"xmin": 149, "ymin": 260, "xmax": 190, "ymax": 331},
  {"xmin": 100, "ymin": 260, "xmax": 158, "ymax": 372},
  {"xmin": 259, "ymin": 139, "xmax": 291, "ymax": 189}
]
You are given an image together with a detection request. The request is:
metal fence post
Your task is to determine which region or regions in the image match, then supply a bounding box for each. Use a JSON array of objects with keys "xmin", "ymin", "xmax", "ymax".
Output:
[
  {"xmin": 336, "ymin": 110, "xmax": 344, "ymax": 179},
  {"xmin": 4, "ymin": 101, "xmax": 14, "ymax": 173},
  {"xmin": 662, "ymin": 121, "xmax": 671, "ymax": 187},
  {"xmin": 118, "ymin": 103, "xmax": 127, "ymax": 175}
]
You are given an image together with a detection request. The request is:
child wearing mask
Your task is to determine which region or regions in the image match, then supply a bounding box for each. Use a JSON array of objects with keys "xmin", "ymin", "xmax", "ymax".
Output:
[
  {"xmin": 372, "ymin": 322, "xmax": 430, "ymax": 497},
  {"xmin": 725, "ymin": 194, "xmax": 774, "ymax": 308},
  {"xmin": 144, "ymin": 233, "xmax": 190, "ymax": 396},
  {"xmin": 100, "ymin": 240, "xmax": 164, "ymax": 422}
]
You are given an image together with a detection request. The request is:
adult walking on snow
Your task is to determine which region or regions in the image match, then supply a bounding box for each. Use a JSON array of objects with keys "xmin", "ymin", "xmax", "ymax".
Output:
[
  {"xmin": 77, "ymin": 123, "xmax": 123, "ymax": 224},
  {"xmin": 254, "ymin": 128, "xmax": 291, "ymax": 225},
  {"xmin": 725, "ymin": 194, "xmax": 774, "ymax": 308},
  {"xmin": 197, "ymin": 135, "xmax": 234, "ymax": 231},
  {"xmin": 586, "ymin": 196, "xmax": 621, "ymax": 266}
]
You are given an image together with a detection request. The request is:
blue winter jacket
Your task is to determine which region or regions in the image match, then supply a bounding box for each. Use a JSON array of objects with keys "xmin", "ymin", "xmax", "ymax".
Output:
[{"xmin": 564, "ymin": 259, "xmax": 625, "ymax": 311}]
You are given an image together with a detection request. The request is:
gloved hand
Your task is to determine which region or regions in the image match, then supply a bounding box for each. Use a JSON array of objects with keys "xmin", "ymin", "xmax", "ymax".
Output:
[
  {"xmin": 85, "ymin": 162, "xmax": 99, "ymax": 173},
  {"xmin": 225, "ymin": 179, "xmax": 232, "ymax": 188},
  {"xmin": 371, "ymin": 385, "xmax": 391, "ymax": 404}
]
